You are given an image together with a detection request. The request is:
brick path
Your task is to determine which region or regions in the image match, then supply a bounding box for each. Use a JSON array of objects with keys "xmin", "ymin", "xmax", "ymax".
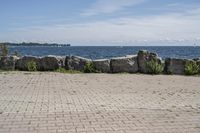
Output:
[{"xmin": 0, "ymin": 72, "xmax": 199, "ymax": 133}]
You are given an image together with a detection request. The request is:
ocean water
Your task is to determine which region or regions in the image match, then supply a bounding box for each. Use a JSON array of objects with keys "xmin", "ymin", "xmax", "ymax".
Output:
[{"xmin": 9, "ymin": 46, "xmax": 200, "ymax": 59}]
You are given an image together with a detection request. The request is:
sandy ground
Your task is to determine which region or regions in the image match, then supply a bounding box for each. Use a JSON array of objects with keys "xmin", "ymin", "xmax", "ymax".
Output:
[{"xmin": 0, "ymin": 72, "xmax": 199, "ymax": 133}]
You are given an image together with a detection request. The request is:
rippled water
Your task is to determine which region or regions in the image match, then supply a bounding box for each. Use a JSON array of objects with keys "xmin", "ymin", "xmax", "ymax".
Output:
[{"xmin": 9, "ymin": 46, "xmax": 200, "ymax": 59}]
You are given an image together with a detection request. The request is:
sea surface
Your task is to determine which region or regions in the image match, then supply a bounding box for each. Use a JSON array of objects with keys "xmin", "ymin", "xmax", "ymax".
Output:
[{"xmin": 9, "ymin": 46, "xmax": 200, "ymax": 59}]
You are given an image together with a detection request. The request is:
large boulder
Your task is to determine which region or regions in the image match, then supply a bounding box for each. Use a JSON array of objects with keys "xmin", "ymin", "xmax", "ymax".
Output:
[
  {"xmin": 39, "ymin": 56, "xmax": 61, "ymax": 71},
  {"xmin": 93, "ymin": 59, "xmax": 110, "ymax": 73},
  {"xmin": 195, "ymin": 60, "xmax": 200, "ymax": 72},
  {"xmin": 56, "ymin": 56, "xmax": 66, "ymax": 68},
  {"xmin": 65, "ymin": 56, "xmax": 92, "ymax": 71},
  {"xmin": 15, "ymin": 56, "xmax": 41, "ymax": 71},
  {"xmin": 137, "ymin": 50, "xmax": 162, "ymax": 73},
  {"xmin": 165, "ymin": 58, "xmax": 186, "ymax": 75},
  {"xmin": 0, "ymin": 56, "xmax": 19, "ymax": 70},
  {"xmin": 197, "ymin": 60, "xmax": 200, "ymax": 66},
  {"xmin": 193, "ymin": 58, "xmax": 200, "ymax": 61},
  {"xmin": 110, "ymin": 55, "xmax": 138, "ymax": 73}
]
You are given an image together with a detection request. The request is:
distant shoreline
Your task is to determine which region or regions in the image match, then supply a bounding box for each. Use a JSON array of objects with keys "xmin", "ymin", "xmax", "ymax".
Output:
[{"xmin": 0, "ymin": 42, "xmax": 71, "ymax": 47}]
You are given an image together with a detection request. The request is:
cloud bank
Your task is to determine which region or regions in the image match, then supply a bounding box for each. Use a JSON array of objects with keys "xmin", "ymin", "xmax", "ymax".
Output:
[
  {"xmin": 81, "ymin": 0, "xmax": 145, "ymax": 16},
  {"xmin": 0, "ymin": 1, "xmax": 200, "ymax": 45}
]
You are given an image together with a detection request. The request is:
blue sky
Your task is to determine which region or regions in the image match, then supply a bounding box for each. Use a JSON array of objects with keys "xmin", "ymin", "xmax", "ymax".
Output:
[{"xmin": 0, "ymin": 0, "xmax": 200, "ymax": 45}]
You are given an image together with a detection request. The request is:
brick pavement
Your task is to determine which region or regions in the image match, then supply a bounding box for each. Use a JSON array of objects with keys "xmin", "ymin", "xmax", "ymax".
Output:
[{"xmin": 0, "ymin": 72, "xmax": 199, "ymax": 133}]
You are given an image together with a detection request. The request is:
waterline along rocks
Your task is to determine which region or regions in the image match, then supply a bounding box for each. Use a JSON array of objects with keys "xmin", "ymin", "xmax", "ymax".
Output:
[{"xmin": 0, "ymin": 50, "xmax": 200, "ymax": 75}]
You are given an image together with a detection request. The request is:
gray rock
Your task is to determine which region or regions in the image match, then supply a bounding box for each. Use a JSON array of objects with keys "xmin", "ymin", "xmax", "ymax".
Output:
[
  {"xmin": 165, "ymin": 58, "xmax": 186, "ymax": 74},
  {"xmin": 57, "ymin": 56, "xmax": 66, "ymax": 68},
  {"xmin": 0, "ymin": 56, "xmax": 19, "ymax": 70},
  {"xmin": 193, "ymin": 58, "xmax": 200, "ymax": 61},
  {"xmin": 197, "ymin": 60, "xmax": 200, "ymax": 66},
  {"xmin": 65, "ymin": 56, "xmax": 92, "ymax": 71},
  {"xmin": 110, "ymin": 55, "xmax": 138, "ymax": 73},
  {"xmin": 15, "ymin": 56, "xmax": 41, "ymax": 71},
  {"xmin": 40, "ymin": 56, "xmax": 60, "ymax": 71},
  {"xmin": 93, "ymin": 59, "xmax": 110, "ymax": 73},
  {"xmin": 137, "ymin": 50, "xmax": 162, "ymax": 73},
  {"xmin": 196, "ymin": 60, "xmax": 200, "ymax": 72}
]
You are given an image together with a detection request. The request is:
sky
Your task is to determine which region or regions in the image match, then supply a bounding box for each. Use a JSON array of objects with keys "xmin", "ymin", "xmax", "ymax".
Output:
[{"xmin": 0, "ymin": 0, "xmax": 200, "ymax": 46}]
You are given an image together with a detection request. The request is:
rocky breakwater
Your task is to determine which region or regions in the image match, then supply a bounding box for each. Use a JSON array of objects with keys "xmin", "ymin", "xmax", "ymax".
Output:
[
  {"xmin": 93, "ymin": 59, "xmax": 110, "ymax": 73},
  {"xmin": 15, "ymin": 56, "xmax": 65, "ymax": 71},
  {"xmin": 0, "ymin": 50, "xmax": 200, "ymax": 75},
  {"xmin": 0, "ymin": 56, "xmax": 19, "ymax": 70},
  {"xmin": 165, "ymin": 58, "xmax": 186, "ymax": 75},
  {"xmin": 65, "ymin": 56, "xmax": 92, "ymax": 71},
  {"xmin": 137, "ymin": 50, "xmax": 163, "ymax": 73},
  {"xmin": 110, "ymin": 55, "xmax": 138, "ymax": 73}
]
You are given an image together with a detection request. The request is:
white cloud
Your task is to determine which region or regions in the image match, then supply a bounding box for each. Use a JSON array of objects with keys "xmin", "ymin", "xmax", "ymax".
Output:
[
  {"xmin": 1, "ymin": 8, "xmax": 200, "ymax": 46},
  {"xmin": 81, "ymin": 0, "xmax": 145, "ymax": 16}
]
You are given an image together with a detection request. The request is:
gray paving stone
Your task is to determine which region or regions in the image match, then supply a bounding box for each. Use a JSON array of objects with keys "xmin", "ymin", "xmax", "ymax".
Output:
[{"xmin": 0, "ymin": 72, "xmax": 199, "ymax": 133}]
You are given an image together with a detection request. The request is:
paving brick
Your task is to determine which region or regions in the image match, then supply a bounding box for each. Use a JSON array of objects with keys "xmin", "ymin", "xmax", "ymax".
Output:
[{"xmin": 0, "ymin": 72, "xmax": 199, "ymax": 133}]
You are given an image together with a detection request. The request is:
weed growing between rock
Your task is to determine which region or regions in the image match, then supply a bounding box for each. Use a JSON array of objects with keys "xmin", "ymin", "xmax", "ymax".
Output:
[
  {"xmin": 84, "ymin": 62, "xmax": 99, "ymax": 73},
  {"xmin": 27, "ymin": 61, "xmax": 37, "ymax": 71},
  {"xmin": 184, "ymin": 61, "xmax": 199, "ymax": 75},
  {"xmin": 55, "ymin": 67, "xmax": 82, "ymax": 74},
  {"xmin": 146, "ymin": 59, "xmax": 164, "ymax": 74}
]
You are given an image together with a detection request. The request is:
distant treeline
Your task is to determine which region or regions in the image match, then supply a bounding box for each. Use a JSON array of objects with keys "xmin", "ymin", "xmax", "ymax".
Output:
[{"xmin": 0, "ymin": 42, "xmax": 71, "ymax": 47}]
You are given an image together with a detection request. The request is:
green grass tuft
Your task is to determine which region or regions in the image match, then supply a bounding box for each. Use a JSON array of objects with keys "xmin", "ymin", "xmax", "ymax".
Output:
[
  {"xmin": 83, "ymin": 62, "xmax": 99, "ymax": 73},
  {"xmin": 146, "ymin": 59, "xmax": 164, "ymax": 74},
  {"xmin": 55, "ymin": 68, "xmax": 82, "ymax": 74},
  {"xmin": 26, "ymin": 61, "xmax": 37, "ymax": 71},
  {"xmin": 184, "ymin": 61, "xmax": 199, "ymax": 75}
]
